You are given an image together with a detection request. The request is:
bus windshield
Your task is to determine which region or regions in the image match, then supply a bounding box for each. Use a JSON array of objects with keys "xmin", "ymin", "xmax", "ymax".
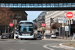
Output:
[{"xmin": 19, "ymin": 26, "xmax": 33, "ymax": 33}]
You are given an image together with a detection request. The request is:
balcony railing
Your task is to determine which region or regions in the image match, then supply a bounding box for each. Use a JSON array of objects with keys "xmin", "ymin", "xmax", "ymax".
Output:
[{"xmin": 0, "ymin": 3, "xmax": 75, "ymax": 8}]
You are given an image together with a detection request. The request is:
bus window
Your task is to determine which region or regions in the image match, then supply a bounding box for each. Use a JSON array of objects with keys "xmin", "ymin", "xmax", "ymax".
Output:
[
  {"xmin": 23, "ymin": 27, "xmax": 26, "ymax": 33},
  {"xmin": 19, "ymin": 26, "xmax": 33, "ymax": 33},
  {"xmin": 20, "ymin": 26, "xmax": 26, "ymax": 33}
]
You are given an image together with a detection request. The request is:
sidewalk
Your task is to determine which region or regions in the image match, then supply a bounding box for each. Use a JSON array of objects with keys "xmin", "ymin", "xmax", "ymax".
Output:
[
  {"xmin": 42, "ymin": 36, "xmax": 75, "ymax": 41},
  {"xmin": 59, "ymin": 43, "xmax": 75, "ymax": 50}
]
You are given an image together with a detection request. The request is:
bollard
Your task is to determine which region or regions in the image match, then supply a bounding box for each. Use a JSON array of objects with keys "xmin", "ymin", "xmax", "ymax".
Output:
[{"xmin": 14, "ymin": 34, "xmax": 16, "ymax": 39}]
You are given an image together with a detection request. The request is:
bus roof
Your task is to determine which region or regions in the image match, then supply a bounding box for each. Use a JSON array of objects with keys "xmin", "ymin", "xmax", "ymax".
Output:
[{"xmin": 19, "ymin": 20, "xmax": 33, "ymax": 23}]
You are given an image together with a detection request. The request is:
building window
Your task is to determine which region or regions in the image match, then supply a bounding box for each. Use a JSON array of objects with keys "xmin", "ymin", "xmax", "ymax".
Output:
[
  {"xmin": 10, "ymin": 15, "xmax": 12, "ymax": 18},
  {"xmin": 74, "ymin": 14, "xmax": 75, "ymax": 16},
  {"xmin": 19, "ymin": 14, "xmax": 21, "ymax": 18},
  {"xmin": 9, "ymin": 3, "xmax": 13, "ymax": 7},
  {"xmin": 18, "ymin": 3, "xmax": 21, "ymax": 8},
  {"xmin": 0, "ymin": 13, "xmax": 1, "ymax": 19},
  {"xmin": 14, "ymin": 14, "xmax": 17, "ymax": 18},
  {"xmin": 14, "ymin": 4, "xmax": 18, "ymax": 8}
]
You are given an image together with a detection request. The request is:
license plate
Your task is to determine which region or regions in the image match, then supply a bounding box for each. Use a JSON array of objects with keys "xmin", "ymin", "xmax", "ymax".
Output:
[
  {"xmin": 26, "ymin": 34, "xmax": 29, "ymax": 36},
  {"xmin": 22, "ymin": 34, "xmax": 25, "ymax": 36}
]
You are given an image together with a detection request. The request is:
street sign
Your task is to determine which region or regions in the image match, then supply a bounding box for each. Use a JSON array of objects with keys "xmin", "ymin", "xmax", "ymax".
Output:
[
  {"xmin": 65, "ymin": 26, "xmax": 69, "ymax": 31},
  {"xmin": 9, "ymin": 23, "xmax": 13, "ymax": 27},
  {"xmin": 58, "ymin": 21, "xmax": 63, "ymax": 23},
  {"xmin": 66, "ymin": 12, "xmax": 73, "ymax": 19},
  {"xmin": 58, "ymin": 17, "xmax": 65, "ymax": 23},
  {"xmin": 42, "ymin": 23, "xmax": 45, "ymax": 27},
  {"xmin": 58, "ymin": 20, "xmax": 65, "ymax": 23},
  {"xmin": 58, "ymin": 18, "xmax": 65, "ymax": 19},
  {"xmin": 63, "ymin": 20, "xmax": 65, "ymax": 23}
]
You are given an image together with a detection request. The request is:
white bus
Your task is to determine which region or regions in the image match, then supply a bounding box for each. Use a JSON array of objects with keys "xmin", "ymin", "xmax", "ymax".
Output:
[{"xmin": 17, "ymin": 20, "xmax": 37, "ymax": 40}]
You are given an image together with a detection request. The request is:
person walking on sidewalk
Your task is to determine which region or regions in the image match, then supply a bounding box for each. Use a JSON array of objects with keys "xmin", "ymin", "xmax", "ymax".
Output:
[{"xmin": 72, "ymin": 30, "xmax": 75, "ymax": 40}]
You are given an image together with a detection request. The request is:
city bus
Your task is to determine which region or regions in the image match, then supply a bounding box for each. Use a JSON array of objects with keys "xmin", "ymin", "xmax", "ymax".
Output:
[{"xmin": 17, "ymin": 20, "xmax": 37, "ymax": 40}]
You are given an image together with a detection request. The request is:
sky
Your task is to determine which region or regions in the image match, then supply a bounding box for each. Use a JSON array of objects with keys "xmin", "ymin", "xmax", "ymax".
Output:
[{"xmin": 25, "ymin": 11, "xmax": 43, "ymax": 22}]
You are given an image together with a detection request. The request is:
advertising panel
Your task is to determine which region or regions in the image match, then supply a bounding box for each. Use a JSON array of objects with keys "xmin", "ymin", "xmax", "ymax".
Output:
[{"xmin": 65, "ymin": 26, "xmax": 69, "ymax": 31}]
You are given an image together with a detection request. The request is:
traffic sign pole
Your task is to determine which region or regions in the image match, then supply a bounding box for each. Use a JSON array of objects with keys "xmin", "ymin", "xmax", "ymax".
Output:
[
  {"xmin": 66, "ymin": 12, "xmax": 73, "ymax": 45},
  {"xmin": 62, "ymin": 17, "xmax": 65, "ymax": 39},
  {"xmin": 8, "ymin": 26, "xmax": 9, "ymax": 33},
  {"xmin": 14, "ymin": 21, "xmax": 15, "ymax": 39},
  {"xmin": 69, "ymin": 19, "xmax": 71, "ymax": 44},
  {"xmin": 42, "ymin": 23, "xmax": 45, "ymax": 39}
]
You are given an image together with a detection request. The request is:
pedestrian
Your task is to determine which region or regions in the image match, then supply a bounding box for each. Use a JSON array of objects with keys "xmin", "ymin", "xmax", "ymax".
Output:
[{"xmin": 72, "ymin": 30, "xmax": 75, "ymax": 40}]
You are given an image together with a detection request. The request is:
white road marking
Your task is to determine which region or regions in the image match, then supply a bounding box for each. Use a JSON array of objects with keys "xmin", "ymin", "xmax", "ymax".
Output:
[
  {"xmin": 29, "ymin": 42, "xmax": 38, "ymax": 44},
  {"xmin": 9, "ymin": 49, "xmax": 26, "ymax": 50},
  {"xmin": 20, "ymin": 49, "xmax": 26, "ymax": 50},
  {"xmin": 43, "ymin": 44, "xmax": 54, "ymax": 50},
  {"xmin": 8, "ymin": 49, "xmax": 13, "ymax": 50},
  {"xmin": 49, "ymin": 45, "xmax": 60, "ymax": 48}
]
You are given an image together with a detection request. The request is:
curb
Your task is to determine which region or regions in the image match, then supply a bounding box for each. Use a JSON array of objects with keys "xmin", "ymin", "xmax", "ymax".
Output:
[
  {"xmin": 42, "ymin": 39, "xmax": 75, "ymax": 41},
  {"xmin": 59, "ymin": 43, "xmax": 75, "ymax": 50}
]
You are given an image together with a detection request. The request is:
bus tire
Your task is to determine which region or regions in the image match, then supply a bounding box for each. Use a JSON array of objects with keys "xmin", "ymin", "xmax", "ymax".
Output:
[
  {"xmin": 34, "ymin": 38, "xmax": 37, "ymax": 40},
  {"xmin": 32, "ymin": 38, "xmax": 37, "ymax": 40},
  {"xmin": 21, "ymin": 38, "xmax": 23, "ymax": 40}
]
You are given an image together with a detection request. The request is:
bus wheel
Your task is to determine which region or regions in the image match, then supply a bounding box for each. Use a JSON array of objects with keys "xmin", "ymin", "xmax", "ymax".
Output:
[
  {"xmin": 21, "ymin": 38, "xmax": 23, "ymax": 40},
  {"xmin": 34, "ymin": 38, "xmax": 37, "ymax": 40}
]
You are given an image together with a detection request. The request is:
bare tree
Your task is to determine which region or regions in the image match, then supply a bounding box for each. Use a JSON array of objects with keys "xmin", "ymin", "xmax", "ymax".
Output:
[
  {"xmin": 0, "ymin": 8, "xmax": 13, "ymax": 26},
  {"xmin": 51, "ymin": 22, "xmax": 62, "ymax": 29}
]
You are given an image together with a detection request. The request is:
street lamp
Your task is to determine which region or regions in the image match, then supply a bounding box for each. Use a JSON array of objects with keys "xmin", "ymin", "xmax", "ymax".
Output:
[
  {"xmin": 13, "ymin": 19, "xmax": 17, "ymax": 39},
  {"xmin": 8, "ymin": 26, "xmax": 9, "ymax": 33},
  {"xmin": 5, "ymin": 8, "xmax": 7, "ymax": 34}
]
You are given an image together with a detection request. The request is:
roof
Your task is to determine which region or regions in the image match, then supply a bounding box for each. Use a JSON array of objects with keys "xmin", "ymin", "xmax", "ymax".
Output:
[
  {"xmin": 19, "ymin": 20, "xmax": 33, "ymax": 23},
  {"xmin": 0, "ymin": 0, "xmax": 74, "ymax": 3}
]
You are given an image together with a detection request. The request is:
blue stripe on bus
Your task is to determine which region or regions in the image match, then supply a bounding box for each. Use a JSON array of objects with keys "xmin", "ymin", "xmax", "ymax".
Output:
[
  {"xmin": 21, "ymin": 26, "xmax": 25, "ymax": 32},
  {"xmin": 26, "ymin": 26, "xmax": 29, "ymax": 32}
]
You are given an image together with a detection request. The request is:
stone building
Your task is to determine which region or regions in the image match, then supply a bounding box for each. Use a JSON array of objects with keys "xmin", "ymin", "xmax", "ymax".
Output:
[
  {"xmin": 35, "ymin": 11, "xmax": 46, "ymax": 31},
  {"xmin": 0, "ymin": 8, "xmax": 27, "ymax": 35},
  {"xmin": 45, "ymin": 11, "xmax": 75, "ymax": 36}
]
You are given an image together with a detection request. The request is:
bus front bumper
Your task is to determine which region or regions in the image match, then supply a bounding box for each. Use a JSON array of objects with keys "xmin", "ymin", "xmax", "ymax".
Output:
[{"xmin": 18, "ymin": 36, "xmax": 34, "ymax": 38}]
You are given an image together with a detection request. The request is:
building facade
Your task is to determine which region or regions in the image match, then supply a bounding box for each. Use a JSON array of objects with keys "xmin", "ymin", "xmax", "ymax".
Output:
[
  {"xmin": 45, "ymin": 10, "xmax": 75, "ymax": 36},
  {"xmin": 35, "ymin": 11, "xmax": 46, "ymax": 31},
  {"xmin": 0, "ymin": 8, "xmax": 27, "ymax": 35}
]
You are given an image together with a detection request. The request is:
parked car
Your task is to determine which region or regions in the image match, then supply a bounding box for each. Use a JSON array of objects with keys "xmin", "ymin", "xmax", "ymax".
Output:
[
  {"xmin": 1, "ymin": 33, "xmax": 11, "ymax": 39},
  {"xmin": 51, "ymin": 30, "xmax": 57, "ymax": 38},
  {"xmin": 51, "ymin": 34, "xmax": 57, "ymax": 38}
]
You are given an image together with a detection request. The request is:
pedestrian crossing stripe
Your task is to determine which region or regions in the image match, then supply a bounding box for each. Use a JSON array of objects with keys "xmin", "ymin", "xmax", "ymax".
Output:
[{"xmin": 9, "ymin": 49, "xmax": 26, "ymax": 50}]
